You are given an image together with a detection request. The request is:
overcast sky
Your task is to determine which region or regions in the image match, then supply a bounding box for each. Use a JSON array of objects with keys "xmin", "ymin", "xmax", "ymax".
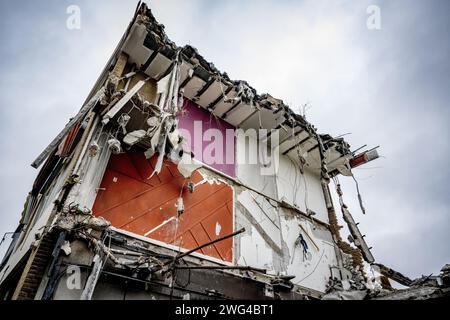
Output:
[{"xmin": 0, "ymin": 0, "xmax": 448, "ymax": 279}]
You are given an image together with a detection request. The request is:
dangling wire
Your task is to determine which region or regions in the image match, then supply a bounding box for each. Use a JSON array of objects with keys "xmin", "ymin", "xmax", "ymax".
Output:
[
  {"xmin": 351, "ymin": 173, "xmax": 366, "ymax": 215},
  {"xmin": 218, "ymin": 74, "xmax": 238, "ymax": 104},
  {"xmin": 295, "ymin": 233, "xmax": 309, "ymax": 261}
]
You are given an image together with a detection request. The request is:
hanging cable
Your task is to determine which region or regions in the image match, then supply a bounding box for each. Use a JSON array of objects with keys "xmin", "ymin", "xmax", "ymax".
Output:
[
  {"xmin": 295, "ymin": 233, "xmax": 309, "ymax": 261},
  {"xmin": 351, "ymin": 173, "xmax": 366, "ymax": 215}
]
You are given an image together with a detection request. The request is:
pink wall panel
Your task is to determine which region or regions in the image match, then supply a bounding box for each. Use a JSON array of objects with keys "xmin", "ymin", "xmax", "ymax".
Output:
[{"xmin": 177, "ymin": 99, "xmax": 236, "ymax": 177}]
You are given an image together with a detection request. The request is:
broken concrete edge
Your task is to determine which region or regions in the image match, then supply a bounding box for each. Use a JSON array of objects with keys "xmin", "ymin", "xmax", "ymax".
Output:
[
  {"xmin": 136, "ymin": 2, "xmax": 354, "ymax": 158},
  {"xmin": 372, "ymin": 263, "xmax": 413, "ymax": 287},
  {"xmin": 323, "ymin": 274, "xmax": 450, "ymax": 300}
]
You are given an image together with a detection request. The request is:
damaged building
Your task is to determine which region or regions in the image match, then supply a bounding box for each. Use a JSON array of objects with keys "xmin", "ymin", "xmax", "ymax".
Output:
[{"xmin": 0, "ymin": 2, "xmax": 448, "ymax": 300}]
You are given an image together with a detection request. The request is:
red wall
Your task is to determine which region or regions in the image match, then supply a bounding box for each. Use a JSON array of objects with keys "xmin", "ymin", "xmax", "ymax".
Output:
[{"xmin": 92, "ymin": 149, "xmax": 234, "ymax": 262}]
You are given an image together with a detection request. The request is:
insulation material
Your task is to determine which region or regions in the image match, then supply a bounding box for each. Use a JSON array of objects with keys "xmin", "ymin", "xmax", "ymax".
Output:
[
  {"xmin": 92, "ymin": 149, "xmax": 234, "ymax": 262},
  {"xmin": 127, "ymin": 73, "xmax": 157, "ymax": 103},
  {"xmin": 342, "ymin": 206, "xmax": 375, "ymax": 263},
  {"xmin": 239, "ymin": 107, "xmax": 284, "ymax": 131},
  {"xmin": 111, "ymin": 52, "xmax": 128, "ymax": 78},
  {"xmin": 177, "ymin": 99, "xmax": 236, "ymax": 177},
  {"xmin": 123, "ymin": 130, "xmax": 147, "ymax": 146}
]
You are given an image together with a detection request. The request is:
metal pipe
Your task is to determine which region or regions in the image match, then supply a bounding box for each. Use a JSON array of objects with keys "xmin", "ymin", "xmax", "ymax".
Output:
[{"xmin": 174, "ymin": 265, "xmax": 266, "ymax": 273}]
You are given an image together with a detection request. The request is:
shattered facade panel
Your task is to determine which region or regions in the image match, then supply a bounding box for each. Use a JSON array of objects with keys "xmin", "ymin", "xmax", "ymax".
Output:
[{"xmin": 0, "ymin": 2, "xmax": 448, "ymax": 301}]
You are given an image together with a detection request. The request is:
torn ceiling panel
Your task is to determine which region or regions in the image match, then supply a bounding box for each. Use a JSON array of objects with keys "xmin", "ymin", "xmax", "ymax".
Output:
[
  {"xmin": 183, "ymin": 76, "xmax": 207, "ymax": 100},
  {"xmin": 239, "ymin": 107, "xmax": 286, "ymax": 132},
  {"xmin": 194, "ymin": 79, "xmax": 224, "ymax": 107},
  {"xmin": 122, "ymin": 23, "xmax": 153, "ymax": 68},
  {"xmin": 211, "ymin": 88, "xmax": 240, "ymax": 115},
  {"xmin": 225, "ymin": 103, "xmax": 258, "ymax": 127},
  {"xmin": 278, "ymin": 131, "xmax": 311, "ymax": 155},
  {"xmin": 179, "ymin": 61, "xmax": 194, "ymax": 86},
  {"xmin": 144, "ymin": 53, "xmax": 172, "ymax": 79}
]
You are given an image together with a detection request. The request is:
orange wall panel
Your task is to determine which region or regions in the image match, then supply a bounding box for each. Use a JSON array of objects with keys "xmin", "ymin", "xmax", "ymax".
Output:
[{"xmin": 92, "ymin": 149, "xmax": 234, "ymax": 262}]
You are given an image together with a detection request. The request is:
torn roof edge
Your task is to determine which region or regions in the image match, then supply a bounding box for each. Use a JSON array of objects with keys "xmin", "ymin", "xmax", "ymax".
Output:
[
  {"xmin": 131, "ymin": 3, "xmax": 352, "ymax": 153},
  {"xmin": 31, "ymin": 1, "xmax": 372, "ymax": 170}
]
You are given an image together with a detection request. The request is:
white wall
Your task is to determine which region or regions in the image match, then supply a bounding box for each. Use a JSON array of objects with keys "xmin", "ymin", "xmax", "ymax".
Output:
[
  {"xmin": 276, "ymin": 155, "xmax": 329, "ymax": 223},
  {"xmin": 235, "ymin": 205, "xmax": 338, "ymax": 293},
  {"xmin": 235, "ymin": 131, "xmax": 278, "ymax": 199},
  {"xmin": 234, "ymin": 130, "xmax": 337, "ymax": 293}
]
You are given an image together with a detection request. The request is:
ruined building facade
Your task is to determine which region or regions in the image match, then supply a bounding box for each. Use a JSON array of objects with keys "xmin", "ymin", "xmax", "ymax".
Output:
[{"xmin": 1, "ymin": 3, "xmax": 448, "ymax": 300}]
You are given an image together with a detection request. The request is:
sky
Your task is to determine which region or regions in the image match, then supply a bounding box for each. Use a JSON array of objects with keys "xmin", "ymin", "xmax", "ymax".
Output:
[{"xmin": 0, "ymin": 0, "xmax": 448, "ymax": 280}]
